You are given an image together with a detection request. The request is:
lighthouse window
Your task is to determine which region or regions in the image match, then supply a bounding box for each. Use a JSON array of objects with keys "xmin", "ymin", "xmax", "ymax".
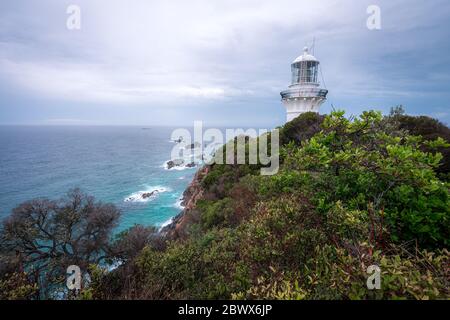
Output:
[
  {"xmin": 304, "ymin": 62, "xmax": 318, "ymax": 83},
  {"xmin": 291, "ymin": 64, "xmax": 301, "ymax": 84},
  {"xmin": 291, "ymin": 61, "xmax": 319, "ymax": 84}
]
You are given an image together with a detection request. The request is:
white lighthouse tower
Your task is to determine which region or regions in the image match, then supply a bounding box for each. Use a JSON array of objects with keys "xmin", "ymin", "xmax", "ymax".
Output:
[{"xmin": 280, "ymin": 47, "xmax": 328, "ymax": 122}]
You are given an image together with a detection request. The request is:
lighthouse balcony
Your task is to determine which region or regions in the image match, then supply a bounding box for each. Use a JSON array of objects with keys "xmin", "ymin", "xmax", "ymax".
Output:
[{"xmin": 280, "ymin": 87, "xmax": 328, "ymax": 100}]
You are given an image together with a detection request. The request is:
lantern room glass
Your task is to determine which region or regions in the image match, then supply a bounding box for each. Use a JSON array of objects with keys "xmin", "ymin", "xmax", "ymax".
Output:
[{"xmin": 291, "ymin": 61, "xmax": 319, "ymax": 84}]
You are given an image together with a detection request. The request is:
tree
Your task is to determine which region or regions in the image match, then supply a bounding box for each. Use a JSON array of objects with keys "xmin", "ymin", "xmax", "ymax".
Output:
[
  {"xmin": 0, "ymin": 189, "xmax": 120, "ymax": 298},
  {"xmin": 279, "ymin": 112, "xmax": 325, "ymax": 145},
  {"xmin": 111, "ymin": 225, "xmax": 163, "ymax": 261}
]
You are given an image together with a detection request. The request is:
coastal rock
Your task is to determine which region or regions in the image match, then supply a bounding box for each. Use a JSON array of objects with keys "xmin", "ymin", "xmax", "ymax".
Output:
[
  {"xmin": 185, "ymin": 162, "xmax": 196, "ymax": 168},
  {"xmin": 124, "ymin": 188, "xmax": 166, "ymax": 202},
  {"xmin": 166, "ymin": 161, "xmax": 175, "ymax": 169},
  {"xmin": 185, "ymin": 142, "xmax": 202, "ymax": 149},
  {"xmin": 166, "ymin": 158, "xmax": 184, "ymax": 169},
  {"xmin": 161, "ymin": 166, "xmax": 210, "ymax": 239},
  {"xmin": 141, "ymin": 191, "xmax": 156, "ymax": 199}
]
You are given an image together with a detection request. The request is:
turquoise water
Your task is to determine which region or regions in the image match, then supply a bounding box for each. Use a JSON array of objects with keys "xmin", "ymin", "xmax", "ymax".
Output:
[{"xmin": 0, "ymin": 126, "xmax": 196, "ymax": 233}]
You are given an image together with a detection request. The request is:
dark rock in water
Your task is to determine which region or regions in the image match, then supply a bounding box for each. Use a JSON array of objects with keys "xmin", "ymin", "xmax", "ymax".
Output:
[
  {"xmin": 124, "ymin": 189, "xmax": 164, "ymax": 202},
  {"xmin": 166, "ymin": 161, "xmax": 175, "ymax": 170},
  {"xmin": 185, "ymin": 162, "xmax": 196, "ymax": 168},
  {"xmin": 166, "ymin": 159, "xmax": 184, "ymax": 169},
  {"xmin": 142, "ymin": 191, "xmax": 157, "ymax": 199},
  {"xmin": 185, "ymin": 142, "xmax": 202, "ymax": 149}
]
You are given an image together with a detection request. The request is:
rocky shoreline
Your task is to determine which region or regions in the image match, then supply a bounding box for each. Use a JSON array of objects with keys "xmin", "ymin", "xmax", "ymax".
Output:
[{"xmin": 160, "ymin": 165, "xmax": 210, "ymax": 239}]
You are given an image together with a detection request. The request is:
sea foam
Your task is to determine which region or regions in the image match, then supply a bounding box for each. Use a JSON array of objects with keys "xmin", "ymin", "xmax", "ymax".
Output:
[
  {"xmin": 124, "ymin": 186, "xmax": 170, "ymax": 203},
  {"xmin": 159, "ymin": 217, "xmax": 174, "ymax": 230}
]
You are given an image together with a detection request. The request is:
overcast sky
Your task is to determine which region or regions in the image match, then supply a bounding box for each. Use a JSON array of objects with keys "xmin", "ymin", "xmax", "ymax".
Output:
[{"xmin": 0, "ymin": 0, "xmax": 449, "ymax": 127}]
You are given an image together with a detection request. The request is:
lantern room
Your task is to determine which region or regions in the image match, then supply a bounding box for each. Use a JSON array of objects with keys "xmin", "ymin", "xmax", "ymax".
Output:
[{"xmin": 291, "ymin": 47, "xmax": 319, "ymax": 85}]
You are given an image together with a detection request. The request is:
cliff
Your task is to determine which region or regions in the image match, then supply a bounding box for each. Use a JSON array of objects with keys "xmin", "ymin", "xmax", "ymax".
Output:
[{"xmin": 161, "ymin": 165, "xmax": 210, "ymax": 239}]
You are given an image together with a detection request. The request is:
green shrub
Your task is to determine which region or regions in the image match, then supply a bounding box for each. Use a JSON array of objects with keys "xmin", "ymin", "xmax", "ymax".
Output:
[
  {"xmin": 284, "ymin": 110, "xmax": 449, "ymax": 247},
  {"xmin": 198, "ymin": 198, "xmax": 235, "ymax": 228}
]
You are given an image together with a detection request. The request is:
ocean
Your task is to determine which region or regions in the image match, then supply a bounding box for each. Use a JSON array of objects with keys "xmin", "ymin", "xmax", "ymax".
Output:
[{"xmin": 0, "ymin": 126, "xmax": 197, "ymax": 233}]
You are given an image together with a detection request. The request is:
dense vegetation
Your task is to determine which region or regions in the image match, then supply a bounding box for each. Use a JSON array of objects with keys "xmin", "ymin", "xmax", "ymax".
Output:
[
  {"xmin": 88, "ymin": 109, "xmax": 449, "ymax": 300},
  {"xmin": 1, "ymin": 108, "xmax": 449, "ymax": 300}
]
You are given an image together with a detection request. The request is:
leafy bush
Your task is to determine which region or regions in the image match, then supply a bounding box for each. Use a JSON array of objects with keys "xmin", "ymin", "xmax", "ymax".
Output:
[
  {"xmin": 279, "ymin": 112, "xmax": 325, "ymax": 145},
  {"xmin": 390, "ymin": 106, "xmax": 450, "ymax": 176},
  {"xmin": 283, "ymin": 110, "xmax": 449, "ymax": 247},
  {"xmin": 0, "ymin": 272, "xmax": 38, "ymax": 300},
  {"xmin": 197, "ymin": 198, "xmax": 235, "ymax": 228}
]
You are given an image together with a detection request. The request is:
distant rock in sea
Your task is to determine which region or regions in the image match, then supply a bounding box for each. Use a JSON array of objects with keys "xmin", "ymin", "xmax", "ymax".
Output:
[
  {"xmin": 185, "ymin": 142, "xmax": 202, "ymax": 149},
  {"xmin": 166, "ymin": 158, "xmax": 185, "ymax": 170},
  {"xmin": 164, "ymin": 158, "xmax": 199, "ymax": 170},
  {"xmin": 173, "ymin": 136, "xmax": 184, "ymax": 143},
  {"xmin": 185, "ymin": 162, "xmax": 196, "ymax": 168},
  {"xmin": 141, "ymin": 191, "xmax": 157, "ymax": 199},
  {"xmin": 124, "ymin": 187, "xmax": 168, "ymax": 203}
]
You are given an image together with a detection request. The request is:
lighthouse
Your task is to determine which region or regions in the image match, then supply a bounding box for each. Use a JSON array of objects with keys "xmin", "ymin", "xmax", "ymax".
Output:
[{"xmin": 280, "ymin": 47, "xmax": 328, "ymax": 122}]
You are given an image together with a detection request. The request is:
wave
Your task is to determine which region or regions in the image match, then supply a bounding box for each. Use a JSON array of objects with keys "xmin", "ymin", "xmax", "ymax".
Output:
[
  {"xmin": 124, "ymin": 186, "xmax": 170, "ymax": 203},
  {"xmin": 174, "ymin": 198, "xmax": 185, "ymax": 209},
  {"xmin": 159, "ymin": 217, "xmax": 174, "ymax": 230}
]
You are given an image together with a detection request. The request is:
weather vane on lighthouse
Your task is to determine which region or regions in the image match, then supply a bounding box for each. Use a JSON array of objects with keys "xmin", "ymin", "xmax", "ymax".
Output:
[{"xmin": 280, "ymin": 46, "xmax": 328, "ymax": 122}]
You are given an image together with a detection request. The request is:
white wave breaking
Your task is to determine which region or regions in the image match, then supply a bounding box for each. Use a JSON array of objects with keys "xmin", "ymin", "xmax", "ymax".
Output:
[
  {"xmin": 174, "ymin": 198, "xmax": 185, "ymax": 209},
  {"xmin": 159, "ymin": 217, "xmax": 174, "ymax": 231},
  {"xmin": 124, "ymin": 186, "xmax": 170, "ymax": 203}
]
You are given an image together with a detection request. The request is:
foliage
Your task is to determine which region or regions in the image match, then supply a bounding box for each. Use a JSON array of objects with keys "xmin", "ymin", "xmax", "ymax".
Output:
[
  {"xmin": 0, "ymin": 189, "xmax": 120, "ymax": 299},
  {"xmin": 282, "ymin": 110, "xmax": 449, "ymax": 247},
  {"xmin": 389, "ymin": 105, "xmax": 450, "ymax": 176},
  {"xmin": 279, "ymin": 111, "xmax": 325, "ymax": 145},
  {"xmin": 110, "ymin": 225, "xmax": 163, "ymax": 261},
  {"xmin": 197, "ymin": 198, "xmax": 235, "ymax": 229},
  {"xmin": 0, "ymin": 272, "xmax": 38, "ymax": 300}
]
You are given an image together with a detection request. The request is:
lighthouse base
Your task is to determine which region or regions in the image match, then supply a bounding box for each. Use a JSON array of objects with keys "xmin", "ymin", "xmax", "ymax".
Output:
[{"xmin": 282, "ymin": 97, "xmax": 325, "ymax": 123}]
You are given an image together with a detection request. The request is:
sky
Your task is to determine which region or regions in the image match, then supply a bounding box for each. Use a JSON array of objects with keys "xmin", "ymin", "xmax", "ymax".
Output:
[{"xmin": 0, "ymin": 0, "xmax": 449, "ymax": 127}]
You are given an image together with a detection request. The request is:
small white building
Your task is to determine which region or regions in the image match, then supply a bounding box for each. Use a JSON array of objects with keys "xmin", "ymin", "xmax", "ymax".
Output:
[{"xmin": 280, "ymin": 47, "xmax": 328, "ymax": 122}]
